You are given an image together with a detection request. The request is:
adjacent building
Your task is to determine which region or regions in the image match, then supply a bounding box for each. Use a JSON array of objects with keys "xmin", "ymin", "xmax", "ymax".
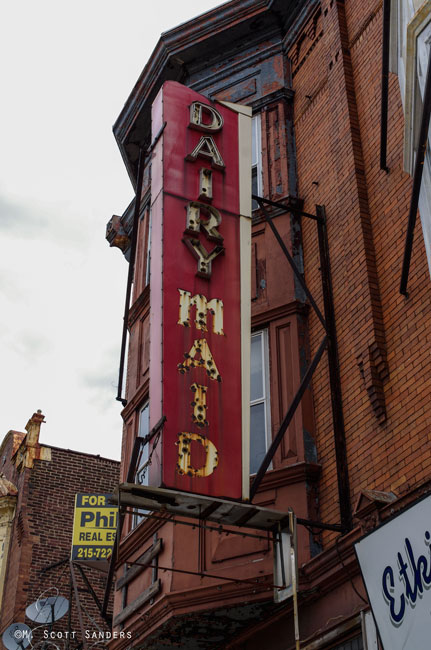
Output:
[
  {"xmin": 106, "ymin": 0, "xmax": 431, "ymax": 648},
  {"xmin": 0, "ymin": 410, "xmax": 120, "ymax": 646}
]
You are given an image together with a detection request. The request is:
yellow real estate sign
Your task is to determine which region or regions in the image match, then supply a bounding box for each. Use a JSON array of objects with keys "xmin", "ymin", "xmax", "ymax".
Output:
[{"xmin": 71, "ymin": 493, "xmax": 117, "ymax": 561}]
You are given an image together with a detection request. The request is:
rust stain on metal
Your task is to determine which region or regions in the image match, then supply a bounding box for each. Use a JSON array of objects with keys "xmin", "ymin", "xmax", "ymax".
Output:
[
  {"xmin": 178, "ymin": 290, "xmax": 224, "ymax": 334},
  {"xmin": 190, "ymin": 383, "xmax": 209, "ymax": 427},
  {"xmin": 177, "ymin": 339, "xmax": 221, "ymax": 381},
  {"xmin": 176, "ymin": 432, "xmax": 218, "ymax": 477},
  {"xmin": 185, "ymin": 201, "xmax": 224, "ymax": 241},
  {"xmin": 199, "ymin": 167, "xmax": 213, "ymax": 201},
  {"xmin": 105, "ymin": 215, "xmax": 130, "ymax": 253}
]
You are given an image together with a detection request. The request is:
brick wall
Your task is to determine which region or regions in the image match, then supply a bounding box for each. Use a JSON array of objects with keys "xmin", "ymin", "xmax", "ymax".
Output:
[
  {"xmin": 0, "ymin": 434, "xmax": 119, "ymax": 646},
  {"xmin": 293, "ymin": 0, "xmax": 431, "ymax": 540}
]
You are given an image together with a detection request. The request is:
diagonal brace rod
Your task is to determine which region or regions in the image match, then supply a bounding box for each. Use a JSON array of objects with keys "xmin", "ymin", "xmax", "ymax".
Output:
[
  {"xmin": 256, "ymin": 198, "xmax": 327, "ymax": 330},
  {"xmin": 70, "ymin": 560, "xmax": 89, "ymax": 650},
  {"xmin": 250, "ymin": 335, "xmax": 328, "ymax": 500},
  {"xmin": 74, "ymin": 562, "xmax": 111, "ymax": 626},
  {"xmin": 116, "ymin": 146, "xmax": 146, "ymax": 405},
  {"xmin": 116, "ymin": 122, "xmax": 167, "ymax": 405},
  {"xmin": 400, "ymin": 43, "xmax": 431, "ymax": 296},
  {"xmin": 253, "ymin": 194, "xmax": 324, "ymax": 223}
]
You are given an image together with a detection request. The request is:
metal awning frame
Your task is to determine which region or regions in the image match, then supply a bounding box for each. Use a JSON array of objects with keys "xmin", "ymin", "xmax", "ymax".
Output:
[
  {"xmin": 114, "ymin": 483, "xmax": 293, "ymax": 533},
  {"xmin": 38, "ymin": 557, "xmax": 113, "ymax": 643},
  {"xmin": 111, "ymin": 484, "xmax": 296, "ymax": 598},
  {"xmin": 118, "ymin": 507, "xmax": 286, "ymax": 591}
]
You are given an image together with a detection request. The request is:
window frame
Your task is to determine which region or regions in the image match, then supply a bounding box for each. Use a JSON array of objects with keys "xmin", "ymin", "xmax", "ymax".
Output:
[
  {"xmin": 252, "ymin": 113, "xmax": 263, "ymax": 209},
  {"xmin": 390, "ymin": 0, "xmax": 431, "ymax": 275},
  {"xmin": 250, "ymin": 328, "xmax": 272, "ymax": 475},
  {"xmin": 145, "ymin": 207, "xmax": 152, "ymax": 287},
  {"xmin": 394, "ymin": 1, "xmax": 431, "ymax": 174},
  {"xmin": 132, "ymin": 401, "xmax": 150, "ymax": 529}
]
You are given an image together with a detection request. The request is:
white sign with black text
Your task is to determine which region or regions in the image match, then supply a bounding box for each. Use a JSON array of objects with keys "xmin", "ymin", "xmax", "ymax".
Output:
[{"xmin": 355, "ymin": 494, "xmax": 431, "ymax": 650}]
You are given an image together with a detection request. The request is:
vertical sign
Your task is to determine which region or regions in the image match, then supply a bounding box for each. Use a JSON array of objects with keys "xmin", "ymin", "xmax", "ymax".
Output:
[{"xmin": 149, "ymin": 81, "xmax": 251, "ymax": 500}]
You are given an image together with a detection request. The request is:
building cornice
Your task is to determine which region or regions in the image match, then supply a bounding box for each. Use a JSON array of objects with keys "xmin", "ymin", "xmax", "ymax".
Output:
[
  {"xmin": 120, "ymin": 379, "xmax": 150, "ymax": 422},
  {"xmin": 189, "ymin": 40, "xmax": 283, "ymax": 96},
  {"xmin": 113, "ymin": 0, "xmax": 310, "ymax": 187},
  {"xmin": 252, "ymin": 300, "xmax": 309, "ymax": 328},
  {"xmin": 298, "ymin": 476, "xmax": 431, "ymax": 600},
  {"xmin": 253, "ymin": 461, "xmax": 321, "ymax": 494}
]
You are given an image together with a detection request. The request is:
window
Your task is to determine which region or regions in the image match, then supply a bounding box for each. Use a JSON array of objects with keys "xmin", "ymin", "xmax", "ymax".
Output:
[
  {"xmin": 361, "ymin": 610, "xmax": 380, "ymax": 650},
  {"xmin": 391, "ymin": 0, "xmax": 431, "ymax": 272},
  {"xmin": 145, "ymin": 208, "xmax": 152, "ymax": 286},
  {"xmin": 250, "ymin": 330, "xmax": 271, "ymax": 474},
  {"xmin": 133, "ymin": 402, "xmax": 150, "ymax": 528},
  {"xmin": 252, "ymin": 114, "xmax": 263, "ymax": 209}
]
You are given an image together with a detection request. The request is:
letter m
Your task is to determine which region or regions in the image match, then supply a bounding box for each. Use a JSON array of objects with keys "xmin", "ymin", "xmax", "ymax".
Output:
[{"xmin": 178, "ymin": 290, "xmax": 224, "ymax": 335}]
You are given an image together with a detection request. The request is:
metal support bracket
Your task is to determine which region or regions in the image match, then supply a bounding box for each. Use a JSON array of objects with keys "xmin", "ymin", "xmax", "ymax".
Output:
[{"xmin": 250, "ymin": 197, "xmax": 352, "ymax": 532}]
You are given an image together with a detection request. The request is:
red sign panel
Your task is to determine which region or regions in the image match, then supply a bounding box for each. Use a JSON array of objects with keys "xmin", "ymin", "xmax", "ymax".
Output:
[{"xmin": 149, "ymin": 81, "xmax": 251, "ymax": 500}]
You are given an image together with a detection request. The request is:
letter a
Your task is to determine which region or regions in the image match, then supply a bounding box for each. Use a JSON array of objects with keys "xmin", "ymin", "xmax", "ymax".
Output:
[
  {"xmin": 177, "ymin": 338, "xmax": 221, "ymax": 381},
  {"xmin": 186, "ymin": 136, "xmax": 225, "ymax": 169}
]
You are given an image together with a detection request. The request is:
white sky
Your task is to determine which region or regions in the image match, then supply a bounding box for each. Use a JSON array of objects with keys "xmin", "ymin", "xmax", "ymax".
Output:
[{"xmin": 0, "ymin": 0, "xmax": 224, "ymax": 460}]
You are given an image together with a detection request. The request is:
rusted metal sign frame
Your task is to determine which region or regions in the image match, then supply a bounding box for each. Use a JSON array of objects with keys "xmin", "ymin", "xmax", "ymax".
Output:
[
  {"xmin": 400, "ymin": 43, "xmax": 431, "ymax": 297},
  {"xmin": 114, "ymin": 483, "xmax": 292, "ymax": 532},
  {"xmin": 148, "ymin": 83, "xmax": 251, "ymax": 500},
  {"xmin": 70, "ymin": 560, "xmax": 89, "ymax": 650},
  {"xmin": 75, "ymin": 562, "xmax": 104, "ymax": 617},
  {"xmin": 116, "ymin": 146, "xmax": 145, "ymax": 406},
  {"xmin": 250, "ymin": 196, "xmax": 351, "ymax": 532},
  {"xmin": 39, "ymin": 557, "xmax": 112, "ymax": 628}
]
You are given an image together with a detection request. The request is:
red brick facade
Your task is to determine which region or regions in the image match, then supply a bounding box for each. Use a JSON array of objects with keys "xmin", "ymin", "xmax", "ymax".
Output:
[
  {"xmin": 0, "ymin": 412, "xmax": 119, "ymax": 646},
  {"xmin": 106, "ymin": 0, "xmax": 431, "ymax": 648}
]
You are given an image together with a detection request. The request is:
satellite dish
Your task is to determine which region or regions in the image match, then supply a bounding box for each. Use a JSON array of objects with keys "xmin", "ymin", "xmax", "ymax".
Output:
[
  {"xmin": 2, "ymin": 623, "xmax": 32, "ymax": 650},
  {"xmin": 26, "ymin": 595, "xmax": 69, "ymax": 623}
]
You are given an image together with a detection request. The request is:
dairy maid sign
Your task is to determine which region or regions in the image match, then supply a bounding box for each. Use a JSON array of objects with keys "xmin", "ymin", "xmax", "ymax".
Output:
[
  {"xmin": 148, "ymin": 81, "xmax": 251, "ymax": 500},
  {"xmin": 355, "ymin": 493, "xmax": 431, "ymax": 650}
]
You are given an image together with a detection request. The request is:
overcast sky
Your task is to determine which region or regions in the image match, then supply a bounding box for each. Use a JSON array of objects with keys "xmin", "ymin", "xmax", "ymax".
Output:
[{"xmin": 0, "ymin": 0, "xmax": 224, "ymax": 460}]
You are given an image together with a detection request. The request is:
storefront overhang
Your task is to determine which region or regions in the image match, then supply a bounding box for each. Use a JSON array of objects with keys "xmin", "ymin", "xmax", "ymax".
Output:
[{"xmin": 112, "ymin": 483, "xmax": 291, "ymax": 533}]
